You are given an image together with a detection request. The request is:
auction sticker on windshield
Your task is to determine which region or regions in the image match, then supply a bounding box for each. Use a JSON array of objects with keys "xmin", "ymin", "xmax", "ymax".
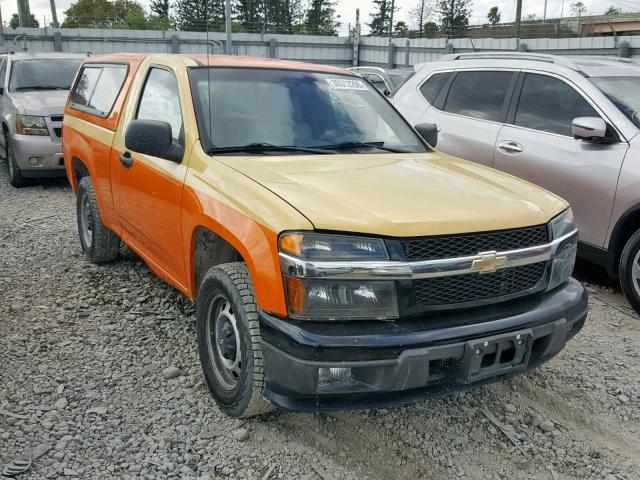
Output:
[{"xmin": 327, "ymin": 78, "xmax": 368, "ymax": 90}]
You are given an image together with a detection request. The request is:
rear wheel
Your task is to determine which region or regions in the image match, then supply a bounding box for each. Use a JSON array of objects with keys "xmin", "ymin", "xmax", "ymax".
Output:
[
  {"xmin": 619, "ymin": 228, "xmax": 640, "ymax": 315},
  {"xmin": 196, "ymin": 263, "xmax": 274, "ymax": 418},
  {"xmin": 76, "ymin": 176, "xmax": 120, "ymax": 263},
  {"xmin": 5, "ymin": 135, "xmax": 26, "ymax": 188}
]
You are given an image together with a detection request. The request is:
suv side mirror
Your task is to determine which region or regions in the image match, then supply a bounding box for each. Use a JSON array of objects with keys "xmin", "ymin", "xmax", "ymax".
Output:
[
  {"xmin": 125, "ymin": 119, "xmax": 184, "ymax": 163},
  {"xmin": 383, "ymin": 87, "xmax": 391, "ymax": 97},
  {"xmin": 415, "ymin": 123, "xmax": 438, "ymax": 148},
  {"xmin": 572, "ymin": 117, "xmax": 609, "ymax": 143}
]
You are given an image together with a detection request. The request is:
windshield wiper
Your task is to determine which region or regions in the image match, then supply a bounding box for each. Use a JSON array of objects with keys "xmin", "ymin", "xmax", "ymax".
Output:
[
  {"xmin": 312, "ymin": 141, "xmax": 409, "ymax": 153},
  {"xmin": 208, "ymin": 142, "xmax": 332, "ymax": 155},
  {"xmin": 14, "ymin": 86, "xmax": 69, "ymax": 91}
]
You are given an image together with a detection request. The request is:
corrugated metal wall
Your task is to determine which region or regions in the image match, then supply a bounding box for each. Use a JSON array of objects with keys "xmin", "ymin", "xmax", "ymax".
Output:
[{"xmin": 1, "ymin": 27, "xmax": 637, "ymax": 67}]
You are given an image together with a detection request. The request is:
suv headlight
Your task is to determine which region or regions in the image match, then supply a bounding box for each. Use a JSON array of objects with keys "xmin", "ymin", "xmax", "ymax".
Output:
[
  {"xmin": 279, "ymin": 232, "xmax": 399, "ymax": 321},
  {"xmin": 548, "ymin": 208, "xmax": 578, "ymax": 291},
  {"xmin": 16, "ymin": 115, "xmax": 49, "ymax": 136}
]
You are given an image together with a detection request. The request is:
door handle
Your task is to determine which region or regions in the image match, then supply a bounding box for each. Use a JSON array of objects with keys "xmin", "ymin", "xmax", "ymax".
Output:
[
  {"xmin": 498, "ymin": 141, "xmax": 523, "ymax": 154},
  {"xmin": 119, "ymin": 151, "xmax": 133, "ymax": 169}
]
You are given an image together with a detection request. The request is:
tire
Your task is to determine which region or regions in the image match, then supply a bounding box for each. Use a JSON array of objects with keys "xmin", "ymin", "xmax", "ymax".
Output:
[
  {"xmin": 196, "ymin": 262, "xmax": 274, "ymax": 418},
  {"xmin": 76, "ymin": 176, "xmax": 120, "ymax": 263},
  {"xmin": 5, "ymin": 135, "xmax": 26, "ymax": 188},
  {"xmin": 619, "ymin": 228, "xmax": 640, "ymax": 315}
]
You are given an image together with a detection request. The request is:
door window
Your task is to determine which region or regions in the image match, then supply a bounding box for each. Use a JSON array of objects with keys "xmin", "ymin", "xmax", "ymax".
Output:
[
  {"xmin": 515, "ymin": 73, "xmax": 599, "ymax": 136},
  {"xmin": 444, "ymin": 71, "xmax": 513, "ymax": 122},
  {"xmin": 0, "ymin": 59, "xmax": 7, "ymax": 90},
  {"xmin": 137, "ymin": 67, "xmax": 183, "ymax": 146},
  {"xmin": 70, "ymin": 64, "xmax": 127, "ymax": 117},
  {"xmin": 419, "ymin": 71, "xmax": 453, "ymax": 106}
]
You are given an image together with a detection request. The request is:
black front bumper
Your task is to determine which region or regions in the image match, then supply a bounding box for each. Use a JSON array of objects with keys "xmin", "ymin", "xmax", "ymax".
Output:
[{"xmin": 259, "ymin": 278, "xmax": 588, "ymax": 412}]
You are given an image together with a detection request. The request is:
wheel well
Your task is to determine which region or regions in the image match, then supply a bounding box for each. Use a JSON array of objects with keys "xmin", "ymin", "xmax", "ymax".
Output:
[
  {"xmin": 72, "ymin": 157, "xmax": 90, "ymax": 190},
  {"xmin": 194, "ymin": 227, "xmax": 244, "ymax": 292},
  {"xmin": 609, "ymin": 206, "xmax": 640, "ymax": 261}
]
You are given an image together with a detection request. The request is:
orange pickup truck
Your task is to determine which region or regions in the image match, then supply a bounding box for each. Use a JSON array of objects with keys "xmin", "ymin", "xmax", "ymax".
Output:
[{"xmin": 63, "ymin": 54, "xmax": 587, "ymax": 417}]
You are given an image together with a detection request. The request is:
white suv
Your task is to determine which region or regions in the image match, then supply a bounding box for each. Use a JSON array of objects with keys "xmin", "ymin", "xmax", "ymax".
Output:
[{"xmin": 393, "ymin": 52, "xmax": 640, "ymax": 313}]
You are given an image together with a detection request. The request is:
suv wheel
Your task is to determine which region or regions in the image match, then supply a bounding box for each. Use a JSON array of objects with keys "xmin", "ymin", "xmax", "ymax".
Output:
[
  {"xmin": 5, "ymin": 135, "xmax": 26, "ymax": 188},
  {"xmin": 76, "ymin": 176, "xmax": 120, "ymax": 263},
  {"xmin": 619, "ymin": 229, "xmax": 640, "ymax": 315},
  {"xmin": 196, "ymin": 263, "xmax": 274, "ymax": 418}
]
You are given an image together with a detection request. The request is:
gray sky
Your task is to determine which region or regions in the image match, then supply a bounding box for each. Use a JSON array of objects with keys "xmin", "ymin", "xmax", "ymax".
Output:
[{"xmin": 0, "ymin": 0, "xmax": 630, "ymax": 33}]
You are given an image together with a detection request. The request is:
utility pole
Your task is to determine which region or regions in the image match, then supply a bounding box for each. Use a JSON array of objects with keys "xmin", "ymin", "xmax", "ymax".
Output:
[
  {"xmin": 50, "ymin": 0, "xmax": 59, "ymax": 27},
  {"xmin": 514, "ymin": 0, "xmax": 523, "ymax": 39},
  {"xmin": 0, "ymin": 0, "xmax": 4, "ymax": 47},
  {"xmin": 353, "ymin": 8, "xmax": 361, "ymax": 66},
  {"xmin": 224, "ymin": 0, "xmax": 232, "ymax": 54},
  {"xmin": 388, "ymin": 0, "xmax": 395, "ymax": 40},
  {"xmin": 17, "ymin": 0, "xmax": 32, "ymax": 27},
  {"xmin": 543, "ymin": 0, "xmax": 548, "ymax": 19}
]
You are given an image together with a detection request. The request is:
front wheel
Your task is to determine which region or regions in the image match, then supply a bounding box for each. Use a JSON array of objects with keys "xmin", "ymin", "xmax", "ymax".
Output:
[
  {"xmin": 76, "ymin": 176, "xmax": 120, "ymax": 263},
  {"xmin": 196, "ymin": 263, "xmax": 274, "ymax": 418},
  {"xmin": 5, "ymin": 135, "xmax": 26, "ymax": 188},
  {"xmin": 619, "ymin": 229, "xmax": 640, "ymax": 315}
]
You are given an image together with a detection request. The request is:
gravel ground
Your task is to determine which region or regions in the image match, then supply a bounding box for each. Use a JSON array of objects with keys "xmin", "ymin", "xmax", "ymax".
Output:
[{"xmin": 1, "ymin": 166, "xmax": 640, "ymax": 480}]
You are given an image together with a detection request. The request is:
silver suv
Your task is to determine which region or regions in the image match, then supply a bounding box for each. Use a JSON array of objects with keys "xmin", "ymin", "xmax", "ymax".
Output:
[
  {"xmin": 0, "ymin": 53, "xmax": 85, "ymax": 187},
  {"xmin": 393, "ymin": 52, "xmax": 640, "ymax": 313}
]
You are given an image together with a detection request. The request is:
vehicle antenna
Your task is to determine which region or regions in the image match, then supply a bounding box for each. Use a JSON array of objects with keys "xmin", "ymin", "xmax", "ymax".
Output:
[{"xmin": 206, "ymin": 0, "xmax": 213, "ymax": 148}]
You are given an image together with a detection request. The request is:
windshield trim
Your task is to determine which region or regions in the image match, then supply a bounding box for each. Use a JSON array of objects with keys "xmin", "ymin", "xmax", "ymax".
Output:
[{"xmin": 188, "ymin": 66, "xmax": 430, "ymax": 156}]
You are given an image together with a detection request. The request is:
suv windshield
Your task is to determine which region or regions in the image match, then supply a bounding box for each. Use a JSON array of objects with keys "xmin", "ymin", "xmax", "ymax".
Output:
[
  {"xmin": 590, "ymin": 76, "xmax": 640, "ymax": 128},
  {"xmin": 10, "ymin": 58, "xmax": 83, "ymax": 92},
  {"xmin": 189, "ymin": 68, "xmax": 428, "ymax": 155}
]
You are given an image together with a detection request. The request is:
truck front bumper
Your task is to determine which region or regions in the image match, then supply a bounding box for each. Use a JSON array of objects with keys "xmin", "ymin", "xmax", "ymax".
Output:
[
  {"xmin": 10, "ymin": 133, "xmax": 65, "ymax": 177},
  {"xmin": 259, "ymin": 278, "xmax": 587, "ymax": 412}
]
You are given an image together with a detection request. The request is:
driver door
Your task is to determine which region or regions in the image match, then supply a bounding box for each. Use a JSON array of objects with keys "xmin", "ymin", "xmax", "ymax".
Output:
[{"xmin": 112, "ymin": 63, "xmax": 189, "ymax": 286}]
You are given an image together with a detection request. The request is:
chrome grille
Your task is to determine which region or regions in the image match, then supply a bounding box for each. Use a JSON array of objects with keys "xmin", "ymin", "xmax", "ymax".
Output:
[
  {"xmin": 50, "ymin": 115, "xmax": 64, "ymax": 122},
  {"xmin": 400, "ymin": 225, "xmax": 549, "ymax": 261},
  {"xmin": 412, "ymin": 262, "xmax": 546, "ymax": 307}
]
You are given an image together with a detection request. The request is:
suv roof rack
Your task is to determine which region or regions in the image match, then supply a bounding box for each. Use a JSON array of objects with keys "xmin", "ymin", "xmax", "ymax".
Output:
[{"xmin": 439, "ymin": 52, "xmax": 580, "ymax": 71}]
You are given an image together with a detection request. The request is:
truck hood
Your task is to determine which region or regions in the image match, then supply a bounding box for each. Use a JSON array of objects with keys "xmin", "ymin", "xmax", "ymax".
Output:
[
  {"xmin": 219, "ymin": 152, "xmax": 568, "ymax": 237},
  {"xmin": 12, "ymin": 90, "xmax": 69, "ymax": 116}
]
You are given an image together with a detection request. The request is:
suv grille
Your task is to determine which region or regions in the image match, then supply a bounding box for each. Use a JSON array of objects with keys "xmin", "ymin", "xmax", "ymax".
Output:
[
  {"xmin": 400, "ymin": 225, "xmax": 549, "ymax": 261},
  {"xmin": 413, "ymin": 262, "xmax": 546, "ymax": 307},
  {"xmin": 50, "ymin": 115, "xmax": 64, "ymax": 122}
]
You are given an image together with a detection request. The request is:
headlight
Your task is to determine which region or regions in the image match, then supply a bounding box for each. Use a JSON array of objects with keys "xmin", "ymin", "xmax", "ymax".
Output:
[
  {"xmin": 16, "ymin": 115, "xmax": 49, "ymax": 136},
  {"xmin": 279, "ymin": 232, "xmax": 388, "ymax": 260},
  {"xmin": 550, "ymin": 208, "xmax": 575, "ymax": 240},
  {"xmin": 548, "ymin": 208, "xmax": 578, "ymax": 291},
  {"xmin": 279, "ymin": 232, "xmax": 398, "ymax": 320}
]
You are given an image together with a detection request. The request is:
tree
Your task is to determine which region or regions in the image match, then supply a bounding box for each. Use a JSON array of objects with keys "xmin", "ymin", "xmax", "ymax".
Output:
[
  {"xmin": 150, "ymin": 0, "xmax": 170, "ymax": 18},
  {"xmin": 423, "ymin": 20, "xmax": 438, "ymax": 34},
  {"xmin": 604, "ymin": 6, "xmax": 621, "ymax": 15},
  {"xmin": 304, "ymin": 0, "xmax": 340, "ymax": 35},
  {"xmin": 435, "ymin": 0, "xmax": 472, "ymax": 34},
  {"xmin": 526, "ymin": 12, "xmax": 537, "ymax": 21},
  {"xmin": 63, "ymin": 0, "xmax": 148, "ymax": 28},
  {"xmin": 409, "ymin": 0, "xmax": 433, "ymax": 36},
  {"xmin": 10, "ymin": 13, "xmax": 39, "ymax": 28},
  {"xmin": 570, "ymin": 1, "xmax": 587, "ymax": 20},
  {"xmin": 486, "ymin": 6, "xmax": 500, "ymax": 25},
  {"xmin": 174, "ymin": 0, "xmax": 225, "ymax": 31},
  {"xmin": 236, "ymin": 0, "xmax": 263, "ymax": 31},
  {"xmin": 394, "ymin": 20, "xmax": 409, "ymax": 35},
  {"xmin": 367, "ymin": 0, "xmax": 397, "ymax": 36}
]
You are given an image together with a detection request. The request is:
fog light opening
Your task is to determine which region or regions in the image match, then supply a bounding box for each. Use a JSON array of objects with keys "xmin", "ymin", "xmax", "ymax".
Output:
[
  {"xmin": 318, "ymin": 367, "xmax": 353, "ymax": 386},
  {"xmin": 29, "ymin": 156, "xmax": 40, "ymax": 166}
]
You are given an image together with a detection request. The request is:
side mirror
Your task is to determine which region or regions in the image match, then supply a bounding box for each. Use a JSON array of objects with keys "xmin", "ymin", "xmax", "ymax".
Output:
[
  {"xmin": 572, "ymin": 117, "xmax": 608, "ymax": 143},
  {"xmin": 125, "ymin": 119, "xmax": 184, "ymax": 163},
  {"xmin": 383, "ymin": 87, "xmax": 391, "ymax": 97},
  {"xmin": 415, "ymin": 123, "xmax": 438, "ymax": 148}
]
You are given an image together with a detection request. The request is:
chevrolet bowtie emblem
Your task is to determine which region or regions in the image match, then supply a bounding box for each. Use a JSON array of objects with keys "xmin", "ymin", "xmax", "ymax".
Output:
[{"xmin": 471, "ymin": 251, "xmax": 508, "ymax": 274}]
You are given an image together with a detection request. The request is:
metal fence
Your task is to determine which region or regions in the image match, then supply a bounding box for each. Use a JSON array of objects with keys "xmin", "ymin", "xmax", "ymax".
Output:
[{"xmin": 1, "ymin": 26, "xmax": 638, "ymax": 68}]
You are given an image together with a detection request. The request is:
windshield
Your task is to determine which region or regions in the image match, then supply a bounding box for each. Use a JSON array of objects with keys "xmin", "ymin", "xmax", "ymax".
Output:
[
  {"xmin": 10, "ymin": 59, "xmax": 83, "ymax": 92},
  {"xmin": 590, "ymin": 76, "xmax": 640, "ymax": 128},
  {"xmin": 189, "ymin": 68, "xmax": 427, "ymax": 154}
]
